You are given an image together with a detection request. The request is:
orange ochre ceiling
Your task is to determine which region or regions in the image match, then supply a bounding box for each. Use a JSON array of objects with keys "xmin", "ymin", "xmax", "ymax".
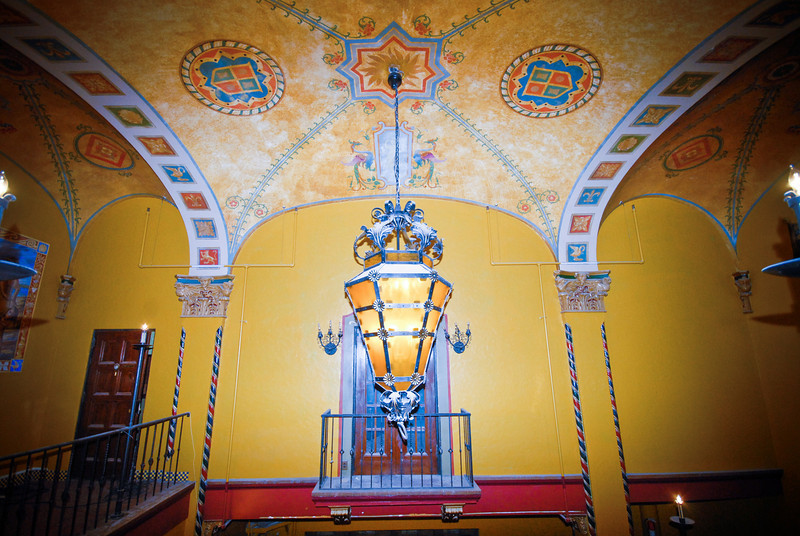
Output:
[{"xmin": 1, "ymin": 0, "xmax": 799, "ymax": 274}]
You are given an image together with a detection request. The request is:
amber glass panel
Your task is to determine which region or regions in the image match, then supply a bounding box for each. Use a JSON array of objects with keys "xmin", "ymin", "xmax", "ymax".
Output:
[
  {"xmin": 355, "ymin": 309, "xmax": 381, "ymax": 334},
  {"xmin": 348, "ymin": 279, "xmax": 376, "ymax": 308},
  {"xmin": 386, "ymin": 335, "xmax": 418, "ymax": 378},
  {"xmin": 430, "ymin": 280, "xmax": 451, "ymax": 306},
  {"xmin": 418, "ymin": 337, "xmax": 433, "ymax": 373},
  {"xmin": 366, "ymin": 337, "xmax": 387, "ymax": 377},
  {"xmin": 385, "ymin": 251, "xmax": 420, "ymax": 263},
  {"xmin": 379, "ymin": 276, "xmax": 431, "ymax": 304},
  {"xmin": 393, "ymin": 380, "xmax": 412, "ymax": 391},
  {"xmin": 382, "ymin": 308, "xmax": 425, "ymax": 333},
  {"xmin": 424, "ymin": 310, "xmax": 441, "ymax": 332}
]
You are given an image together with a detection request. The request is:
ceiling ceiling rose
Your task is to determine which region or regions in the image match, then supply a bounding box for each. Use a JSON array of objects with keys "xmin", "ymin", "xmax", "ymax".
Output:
[{"xmin": 336, "ymin": 23, "xmax": 450, "ymax": 106}]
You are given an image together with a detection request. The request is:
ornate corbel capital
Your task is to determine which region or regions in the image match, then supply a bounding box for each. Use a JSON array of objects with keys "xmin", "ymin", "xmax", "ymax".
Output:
[
  {"xmin": 174, "ymin": 275, "xmax": 234, "ymax": 318},
  {"xmin": 554, "ymin": 270, "xmax": 611, "ymax": 313}
]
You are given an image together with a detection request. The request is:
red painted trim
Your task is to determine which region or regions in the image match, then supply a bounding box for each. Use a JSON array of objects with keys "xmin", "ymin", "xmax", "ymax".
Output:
[
  {"xmin": 628, "ymin": 469, "xmax": 783, "ymax": 503},
  {"xmin": 203, "ymin": 469, "xmax": 782, "ymax": 521}
]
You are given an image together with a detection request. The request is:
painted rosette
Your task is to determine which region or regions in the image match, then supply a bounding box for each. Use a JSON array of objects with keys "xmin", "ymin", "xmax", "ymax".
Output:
[
  {"xmin": 501, "ymin": 44, "xmax": 601, "ymax": 118},
  {"xmin": 181, "ymin": 40, "xmax": 285, "ymax": 116}
]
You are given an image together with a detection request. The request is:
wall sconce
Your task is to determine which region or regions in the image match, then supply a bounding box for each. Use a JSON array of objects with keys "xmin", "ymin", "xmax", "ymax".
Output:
[
  {"xmin": 317, "ymin": 322, "xmax": 342, "ymax": 355},
  {"xmin": 763, "ymin": 165, "xmax": 800, "ymax": 276},
  {"xmin": 445, "ymin": 323, "xmax": 472, "ymax": 354}
]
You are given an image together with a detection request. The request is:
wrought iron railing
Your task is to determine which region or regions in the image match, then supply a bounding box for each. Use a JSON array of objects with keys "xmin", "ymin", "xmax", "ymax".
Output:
[
  {"xmin": 316, "ymin": 410, "xmax": 474, "ymax": 491},
  {"xmin": 0, "ymin": 412, "xmax": 190, "ymax": 536}
]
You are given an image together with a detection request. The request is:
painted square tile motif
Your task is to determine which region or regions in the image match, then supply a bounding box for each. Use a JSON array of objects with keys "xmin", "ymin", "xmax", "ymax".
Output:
[
  {"xmin": 661, "ymin": 72, "xmax": 716, "ymax": 97},
  {"xmin": 162, "ymin": 165, "xmax": 194, "ymax": 183},
  {"xmin": 611, "ymin": 135, "xmax": 647, "ymax": 153},
  {"xmin": 632, "ymin": 105, "xmax": 678, "ymax": 127},
  {"xmin": 570, "ymin": 215, "xmax": 593, "ymax": 233},
  {"xmin": 22, "ymin": 38, "xmax": 82, "ymax": 61},
  {"xmin": 193, "ymin": 219, "xmax": 217, "ymax": 239},
  {"xmin": 138, "ymin": 136, "xmax": 176, "ymax": 156},
  {"xmin": 106, "ymin": 106, "xmax": 152, "ymax": 127},
  {"xmin": 181, "ymin": 192, "xmax": 209, "ymax": 210},
  {"xmin": 69, "ymin": 72, "xmax": 123, "ymax": 95},
  {"xmin": 567, "ymin": 243, "xmax": 588, "ymax": 263},
  {"xmin": 577, "ymin": 188, "xmax": 605, "ymax": 205},
  {"xmin": 198, "ymin": 248, "xmax": 219, "ymax": 266},
  {"xmin": 700, "ymin": 37, "xmax": 762, "ymax": 63},
  {"xmin": 590, "ymin": 162, "xmax": 624, "ymax": 179}
]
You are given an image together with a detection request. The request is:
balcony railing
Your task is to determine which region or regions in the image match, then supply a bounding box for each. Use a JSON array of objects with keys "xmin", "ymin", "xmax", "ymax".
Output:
[
  {"xmin": 0, "ymin": 413, "xmax": 190, "ymax": 536},
  {"xmin": 315, "ymin": 410, "xmax": 475, "ymax": 492}
]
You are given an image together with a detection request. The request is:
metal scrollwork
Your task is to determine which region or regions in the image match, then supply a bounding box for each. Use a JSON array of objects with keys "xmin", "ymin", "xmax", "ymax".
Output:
[{"xmin": 354, "ymin": 199, "xmax": 445, "ymax": 262}]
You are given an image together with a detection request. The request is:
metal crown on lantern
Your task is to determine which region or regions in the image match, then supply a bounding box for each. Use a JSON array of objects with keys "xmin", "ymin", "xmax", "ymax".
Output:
[{"xmin": 344, "ymin": 66, "xmax": 453, "ymax": 440}]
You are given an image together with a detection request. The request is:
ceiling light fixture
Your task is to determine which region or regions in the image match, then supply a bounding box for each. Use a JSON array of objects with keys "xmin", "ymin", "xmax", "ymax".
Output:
[{"xmin": 343, "ymin": 67, "xmax": 459, "ymax": 441}]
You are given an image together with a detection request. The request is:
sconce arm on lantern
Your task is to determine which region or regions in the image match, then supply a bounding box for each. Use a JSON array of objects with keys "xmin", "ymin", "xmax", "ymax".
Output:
[
  {"xmin": 444, "ymin": 323, "xmax": 472, "ymax": 354},
  {"xmin": 317, "ymin": 321, "xmax": 342, "ymax": 356}
]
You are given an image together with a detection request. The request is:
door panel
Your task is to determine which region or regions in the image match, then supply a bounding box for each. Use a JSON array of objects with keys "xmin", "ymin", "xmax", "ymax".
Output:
[{"xmin": 74, "ymin": 329, "xmax": 153, "ymax": 476}]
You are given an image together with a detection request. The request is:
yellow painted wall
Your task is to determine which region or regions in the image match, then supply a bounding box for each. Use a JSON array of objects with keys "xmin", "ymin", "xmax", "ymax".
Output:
[{"xmin": 2, "ymin": 173, "xmax": 799, "ymax": 534}]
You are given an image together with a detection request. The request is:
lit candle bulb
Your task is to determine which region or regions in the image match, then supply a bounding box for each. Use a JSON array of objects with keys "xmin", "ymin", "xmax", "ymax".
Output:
[
  {"xmin": 140, "ymin": 323, "xmax": 148, "ymax": 344},
  {"xmin": 675, "ymin": 494, "xmax": 685, "ymax": 521}
]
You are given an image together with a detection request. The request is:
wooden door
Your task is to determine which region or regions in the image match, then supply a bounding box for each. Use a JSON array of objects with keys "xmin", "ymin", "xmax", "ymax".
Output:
[
  {"xmin": 74, "ymin": 329, "xmax": 153, "ymax": 477},
  {"xmin": 352, "ymin": 339, "xmax": 440, "ymax": 477}
]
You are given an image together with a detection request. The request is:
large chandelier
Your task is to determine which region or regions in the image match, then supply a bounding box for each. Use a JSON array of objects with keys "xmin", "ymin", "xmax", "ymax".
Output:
[{"xmin": 344, "ymin": 67, "xmax": 453, "ymax": 440}]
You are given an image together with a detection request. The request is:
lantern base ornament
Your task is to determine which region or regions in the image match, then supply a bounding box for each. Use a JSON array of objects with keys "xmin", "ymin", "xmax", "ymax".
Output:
[{"xmin": 379, "ymin": 389, "xmax": 420, "ymax": 441}]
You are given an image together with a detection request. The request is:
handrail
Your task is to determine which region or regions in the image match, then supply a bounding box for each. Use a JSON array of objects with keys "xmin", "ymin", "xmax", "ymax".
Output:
[
  {"xmin": 0, "ymin": 412, "xmax": 191, "ymax": 463},
  {"xmin": 0, "ymin": 413, "xmax": 191, "ymax": 536}
]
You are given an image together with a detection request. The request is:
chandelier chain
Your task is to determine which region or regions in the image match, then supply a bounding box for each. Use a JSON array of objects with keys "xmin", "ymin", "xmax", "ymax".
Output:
[{"xmin": 394, "ymin": 84, "xmax": 400, "ymax": 209}]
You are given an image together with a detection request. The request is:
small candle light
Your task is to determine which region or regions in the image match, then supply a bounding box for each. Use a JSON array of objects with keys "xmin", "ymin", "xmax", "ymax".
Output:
[
  {"xmin": 140, "ymin": 323, "xmax": 148, "ymax": 344},
  {"xmin": 0, "ymin": 171, "xmax": 8, "ymax": 197},
  {"xmin": 675, "ymin": 494, "xmax": 685, "ymax": 521},
  {"xmin": 790, "ymin": 165, "xmax": 800, "ymax": 196}
]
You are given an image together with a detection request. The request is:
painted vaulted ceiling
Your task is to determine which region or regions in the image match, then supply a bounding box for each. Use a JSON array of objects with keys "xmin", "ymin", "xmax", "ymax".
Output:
[{"xmin": 1, "ymin": 0, "xmax": 799, "ymax": 276}]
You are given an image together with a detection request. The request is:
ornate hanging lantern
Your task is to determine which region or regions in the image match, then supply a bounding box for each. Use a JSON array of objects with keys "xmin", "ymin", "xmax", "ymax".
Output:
[{"xmin": 344, "ymin": 67, "xmax": 453, "ymax": 440}]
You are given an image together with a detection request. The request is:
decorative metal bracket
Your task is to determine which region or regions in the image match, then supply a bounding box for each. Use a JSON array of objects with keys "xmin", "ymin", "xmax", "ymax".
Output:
[
  {"xmin": 55, "ymin": 274, "xmax": 76, "ymax": 319},
  {"xmin": 732, "ymin": 271, "xmax": 753, "ymax": 314},
  {"xmin": 441, "ymin": 504, "xmax": 463, "ymax": 523},
  {"xmin": 330, "ymin": 505, "xmax": 351, "ymax": 525},
  {"xmin": 444, "ymin": 323, "xmax": 472, "ymax": 354},
  {"xmin": 317, "ymin": 321, "xmax": 342, "ymax": 355}
]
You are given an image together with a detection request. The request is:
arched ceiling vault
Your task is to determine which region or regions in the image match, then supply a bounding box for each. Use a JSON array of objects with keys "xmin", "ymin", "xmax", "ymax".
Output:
[{"xmin": 1, "ymin": 0, "xmax": 799, "ymax": 276}]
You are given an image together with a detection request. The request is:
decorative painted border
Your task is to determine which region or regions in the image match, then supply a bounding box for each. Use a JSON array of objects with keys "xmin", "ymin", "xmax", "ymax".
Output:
[
  {"xmin": 0, "ymin": 230, "xmax": 48, "ymax": 373},
  {"xmin": 500, "ymin": 44, "xmax": 602, "ymax": 118},
  {"xmin": 558, "ymin": 0, "xmax": 800, "ymax": 270},
  {"xmin": 0, "ymin": 0, "xmax": 230, "ymax": 274},
  {"xmin": 180, "ymin": 40, "xmax": 285, "ymax": 116}
]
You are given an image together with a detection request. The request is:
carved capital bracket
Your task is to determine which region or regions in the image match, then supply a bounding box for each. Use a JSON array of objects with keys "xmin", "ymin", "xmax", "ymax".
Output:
[
  {"xmin": 441, "ymin": 503, "xmax": 463, "ymax": 523},
  {"xmin": 174, "ymin": 275, "xmax": 235, "ymax": 318},
  {"xmin": 330, "ymin": 506, "xmax": 351, "ymax": 525},
  {"xmin": 733, "ymin": 270, "xmax": 753, "ymax": 314},
  {"xmin": 554, "ymin": 270, "xmax": 611, "ymax": 313}
]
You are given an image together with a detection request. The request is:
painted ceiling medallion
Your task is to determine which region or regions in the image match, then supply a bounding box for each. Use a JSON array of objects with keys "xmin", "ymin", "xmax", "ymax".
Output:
[
  {"xmin": 336, "ymin": 23, "xmax": 449, "ymax": 106},
  {"xmin": 501, "ymin": 44, "xmax": 601, "ymax": 118},
  {"xmin": 181, "ymin": 40, "xmax": 284, "ymax": 116}
]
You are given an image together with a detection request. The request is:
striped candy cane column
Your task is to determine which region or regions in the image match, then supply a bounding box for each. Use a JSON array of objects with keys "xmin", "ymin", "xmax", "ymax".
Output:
[
  {"xmin": 167, "ymin": 327, "xmax": 185, "ymax": 458},
  {"xmin": 565, "ymin": 323, "xmax": 596, "ymax": 536},
  {"xmin": 602, "ymin": 323, "xmax": 634, "ymax": 536},
  {"xmin": 195, "ymin": 327, "xmax": 223, "ymax": 536}
]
